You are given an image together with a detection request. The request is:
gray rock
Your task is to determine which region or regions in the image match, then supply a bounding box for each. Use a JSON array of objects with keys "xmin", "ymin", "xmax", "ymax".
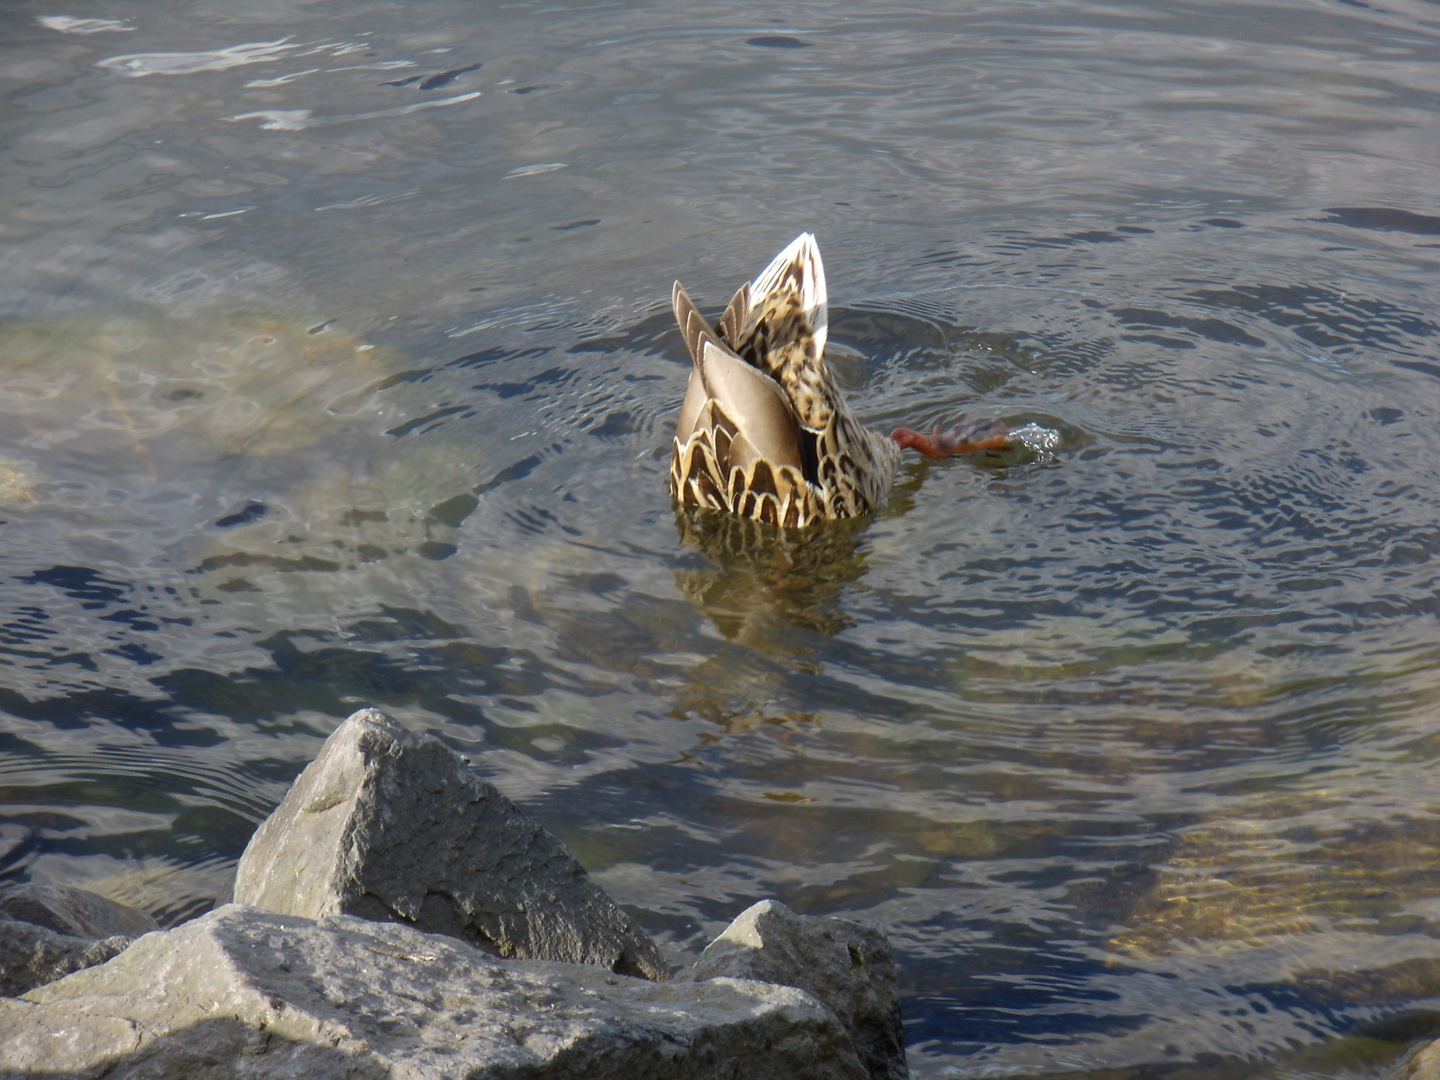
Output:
[
  {"xmin": 0, "ymin": 903, "xmax": 869, "ymax": 1080},
  {"xmin": 0, "ymin": 919, "xmax": 133, "ymax": 999},
  {"xmin": 685, "ymin": 900, "xmax": 907, "ymax": 1080},
  {"xmin": 1389, "ymin": 1039, "xmax": 1440, "ymax": 1080},
  {"xmin": 0, "ymin": 883, "xmax": 157, "ymax": 997},
  {"xmin": 0, "ymin": 881, "xmax": 158, "ymax": 940},
  {"xmin": 234, "ymin": 707, "xmax": 670, "ymax": 980}
]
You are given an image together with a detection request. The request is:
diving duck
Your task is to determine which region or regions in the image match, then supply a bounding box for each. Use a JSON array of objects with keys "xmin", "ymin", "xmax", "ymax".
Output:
[{"xmin": 669, "ymin": 232, "xmax": 1012, "ymax": 527}]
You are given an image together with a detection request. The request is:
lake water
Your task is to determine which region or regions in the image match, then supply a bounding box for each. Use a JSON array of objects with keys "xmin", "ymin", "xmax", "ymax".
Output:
[{"xmin": 2, "ymin": 1, "xmax": 1439, "ymax": 1075}]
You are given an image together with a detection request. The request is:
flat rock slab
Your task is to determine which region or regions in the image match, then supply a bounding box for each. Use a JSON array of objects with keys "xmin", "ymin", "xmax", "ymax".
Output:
[
  {"xmin": 687, "ymin": 900, "xmax": 907, "ymax": 1080},
  {"xmin": 234, "ymin": 707, "xmax": 669, "ymax": 980},
  {"xmin": 0, "ymin": 904, "xmax": 868, "ymax": 1080}
]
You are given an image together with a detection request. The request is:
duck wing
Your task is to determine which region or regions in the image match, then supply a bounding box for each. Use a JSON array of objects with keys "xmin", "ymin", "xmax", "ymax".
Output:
[{"xmin": 671, "ymin": 281, "xmax": 804, "ymax": 472}]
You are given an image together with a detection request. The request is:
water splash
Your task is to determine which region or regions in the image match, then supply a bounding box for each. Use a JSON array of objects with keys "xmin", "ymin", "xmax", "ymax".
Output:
[{"xmin": 1010, "ymin": 421, "xmax": 1061, "ymax": 456}]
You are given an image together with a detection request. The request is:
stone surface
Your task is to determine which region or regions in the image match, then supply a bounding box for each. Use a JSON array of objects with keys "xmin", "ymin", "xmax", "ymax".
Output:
[
  {"xmin": 1389, "ymin": 1039, "xmax": 1440, "ymax": 1080},
  {"xmin": 0, "ymin": 881, "xmax": 158, "ymax": 940},
  {"xmin": 685, "ymin": 900, "xmax": 907, "ymax": 1080},
  {"xmin": 0, "ymin": 919, "xmax": 133, "ymax": 999},
  {"xmin": 234, "ymin": 707, "xmax": 670, "ymax": 980},
  {"xmin": 0, "ymin": 903, "xmax": 869, "ymax": 1080},
  {"xmin": 0, "ymin": 883, "xmax": 157, "ymax": 997}
]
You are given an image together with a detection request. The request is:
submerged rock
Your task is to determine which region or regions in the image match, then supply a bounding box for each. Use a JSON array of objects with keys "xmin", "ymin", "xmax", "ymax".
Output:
[
  {"xmin": 234, "ymin": 707, "xmax": 670, "ymax": 980},
  {"xmin": 0, "ymin": 882, "xmax": 158, "ymax": 941},
  {"xmin": 0, "ymin": 904, "xmax": 868, "ymax": 1080},
  {"xmin": 0, "ymin": 883, "xmax": 157, "ymax": 997},
  {"xmin": 686, "ymin": 899, "xmax": 907, "ymax": 1080},
  {"xmin": 0, "ymin": 459, "xmax": 41, "ymax": 506}
]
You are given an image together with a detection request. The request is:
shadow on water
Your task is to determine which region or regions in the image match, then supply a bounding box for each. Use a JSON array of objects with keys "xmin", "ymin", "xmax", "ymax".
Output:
[{"xmin": 1320, "ymin": 206, "xmax": 1440, "ymax": 237}]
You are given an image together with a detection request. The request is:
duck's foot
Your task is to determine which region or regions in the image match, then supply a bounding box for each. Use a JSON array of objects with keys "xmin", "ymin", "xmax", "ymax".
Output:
[{"xmin": 890, "ymin": 420, "xmax": 1012, "ymax": 459}]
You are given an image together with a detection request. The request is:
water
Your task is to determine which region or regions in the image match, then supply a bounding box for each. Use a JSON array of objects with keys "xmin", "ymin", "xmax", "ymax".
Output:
[{"xmin": 2, "ymin": 0, "xmax": 1439, "ymax": 1075}]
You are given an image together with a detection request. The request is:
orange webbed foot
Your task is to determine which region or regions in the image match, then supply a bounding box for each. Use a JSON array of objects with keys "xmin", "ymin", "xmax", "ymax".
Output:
[{"xmin": 891, "ymin": 419, "xmax": 1012, "ymax": 459}]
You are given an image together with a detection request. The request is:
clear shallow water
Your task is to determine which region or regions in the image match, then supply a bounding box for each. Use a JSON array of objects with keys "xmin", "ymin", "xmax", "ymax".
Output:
[{"xmin": 2, "ymin": 0, "xmax": 1439, "ymax": 1076}]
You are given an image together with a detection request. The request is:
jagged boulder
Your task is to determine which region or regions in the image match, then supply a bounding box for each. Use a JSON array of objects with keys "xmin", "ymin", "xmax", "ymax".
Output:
[
  {"xmin": 0, "ymin": 882, "xmax": 157, "ymax": 997},
  {"xmin": 234, "ymin": 707, "xmax": 670, "ymax": 980},
  {"xmin": 0, "ymin": 904, "xmax": 869, "ymax": 1080},
  {"xmin": 685, "ymin": 899, "xmax": 907, "ymax": 1080}
]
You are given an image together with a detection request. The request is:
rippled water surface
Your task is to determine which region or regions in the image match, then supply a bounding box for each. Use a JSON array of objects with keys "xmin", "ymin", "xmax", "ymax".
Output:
[{"xmin": 3, "ymin": 1, "xmax": 1440, "ymax": 1075}]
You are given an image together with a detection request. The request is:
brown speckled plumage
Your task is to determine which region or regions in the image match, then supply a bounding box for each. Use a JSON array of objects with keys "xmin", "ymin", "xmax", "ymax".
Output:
[{"xmin": 668, "ymin": 233, "xmax": 900, "ymax": 527}]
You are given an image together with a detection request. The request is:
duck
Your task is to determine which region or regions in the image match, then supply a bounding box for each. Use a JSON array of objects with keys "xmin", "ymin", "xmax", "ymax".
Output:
[{"xmin": 669, "ymin": 232, "xmax": 1012, "ymax": 527}]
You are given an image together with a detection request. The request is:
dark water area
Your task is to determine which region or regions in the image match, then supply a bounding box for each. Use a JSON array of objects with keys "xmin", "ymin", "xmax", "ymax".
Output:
[{"xmin": 2, "ymin": 0, "xmax": 1439, "ymax": 1076}]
